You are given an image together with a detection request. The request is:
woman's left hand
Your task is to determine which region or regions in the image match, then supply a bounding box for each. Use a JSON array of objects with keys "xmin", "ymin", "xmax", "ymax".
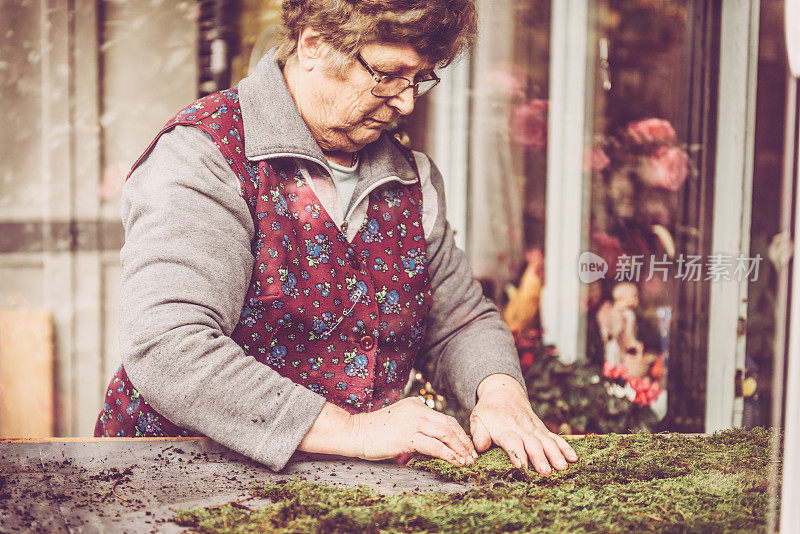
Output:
[{"xmin": 469, "ymin": 374, "xmax": 578, "ymax": 474}]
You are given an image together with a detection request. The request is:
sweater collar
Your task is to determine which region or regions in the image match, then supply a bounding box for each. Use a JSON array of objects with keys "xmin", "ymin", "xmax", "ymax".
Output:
[{"xmin": 237, "ymin": 48, "xmax": 417, "ymax": 185}]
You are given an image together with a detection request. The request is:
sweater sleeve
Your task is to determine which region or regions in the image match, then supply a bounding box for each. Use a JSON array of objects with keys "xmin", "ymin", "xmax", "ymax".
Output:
[
  {"xmin": 417, "ymin": 155, "xmax": 526, "ymax": 411},
  {"xmin": 119, "ymin": 125, "xmax": 326, "ymax": 471}
]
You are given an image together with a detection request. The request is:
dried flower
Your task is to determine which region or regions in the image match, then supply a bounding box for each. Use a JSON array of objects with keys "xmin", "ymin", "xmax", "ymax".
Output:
[
  {"xmin": 626, "ymin": 117, "xmax": 677, "ymax": 145},
  {"xmin": 640, "ymin": 146, "xmax": 689, "ymax": 191}
]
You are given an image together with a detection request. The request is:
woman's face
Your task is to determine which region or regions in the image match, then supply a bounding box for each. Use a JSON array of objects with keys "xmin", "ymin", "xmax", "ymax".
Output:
[{"xmin": 306, "ymin": 41, "xmax": 432, "ymax": 153}]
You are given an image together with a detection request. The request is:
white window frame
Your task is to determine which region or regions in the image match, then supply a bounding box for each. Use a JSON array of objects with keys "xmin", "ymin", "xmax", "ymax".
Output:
[
  {"xmin": 541, "ymin": 0, "xmax": 592, "ymax": 364},
  {"xmin": 704, "ymin": 0, "xmax": 760, "ymax": 433},
  {"xmin": 778, "ymin": 1, "xmax": 800, "ymax": 527},
  {"xmin": 780, "ymin": 74, "xmax": 800, "ymax": 533}
]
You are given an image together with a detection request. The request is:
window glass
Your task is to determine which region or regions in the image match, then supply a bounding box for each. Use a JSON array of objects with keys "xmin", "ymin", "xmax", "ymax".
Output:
[
  {"xmin": 462, "ymin": 0, "xmax": 707, "ymax": 433},
  {"xmin": 584, "ymin": 0, "xmax": 695, "ymax": 426}
]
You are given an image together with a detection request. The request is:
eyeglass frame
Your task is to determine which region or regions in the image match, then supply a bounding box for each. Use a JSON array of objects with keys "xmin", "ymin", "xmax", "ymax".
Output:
[{"xmin": 355, "ymin": 53, "xmax": 440, "ymax": 98}]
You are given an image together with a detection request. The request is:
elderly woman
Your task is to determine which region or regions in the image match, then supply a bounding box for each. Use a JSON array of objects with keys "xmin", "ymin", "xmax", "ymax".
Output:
[{"xmin": 95, "ymin": 0, "xmax": 577, "ymax": 474}]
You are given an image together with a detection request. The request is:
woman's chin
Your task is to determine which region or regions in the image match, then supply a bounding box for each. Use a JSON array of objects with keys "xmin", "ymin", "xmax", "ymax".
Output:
[{"xmin": 348, "ymin": 128, "xmax": 384, "ymax": 148}]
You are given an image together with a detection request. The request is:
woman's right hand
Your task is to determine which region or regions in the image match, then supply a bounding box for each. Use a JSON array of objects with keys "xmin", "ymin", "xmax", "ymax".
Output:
[{"xmin": 348, "ymin": 397, "xmax": 477, "ymax": 466}]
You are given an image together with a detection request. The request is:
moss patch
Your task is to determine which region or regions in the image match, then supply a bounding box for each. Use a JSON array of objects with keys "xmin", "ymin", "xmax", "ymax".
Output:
[{"xmin": 174, "ymin": 428, "xmax": 777, "ymax": 533}]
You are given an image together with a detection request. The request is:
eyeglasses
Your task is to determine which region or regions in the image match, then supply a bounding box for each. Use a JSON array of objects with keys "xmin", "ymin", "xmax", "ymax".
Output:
[{"xmin": 356, "ymin": 53, "xmax": 440, "ymax": 98}]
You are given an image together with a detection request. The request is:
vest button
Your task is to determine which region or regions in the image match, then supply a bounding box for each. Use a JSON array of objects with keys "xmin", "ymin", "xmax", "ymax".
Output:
[
  {"xmin": 359, "ymin": 335, "xmax": 375, "ymax": 351},
  {"xmin": 348, "ymin": 254, "xmax": 361, "ymax": 270}
]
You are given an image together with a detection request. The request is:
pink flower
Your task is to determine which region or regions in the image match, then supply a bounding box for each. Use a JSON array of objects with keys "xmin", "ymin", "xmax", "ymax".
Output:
[
  {"xmin": 509, "ymin": 99, "xmax": 548, "ymax": 151},
  {"xmin": 640, "ymin": 146, "xmax": 689, "ymax": 191},
  {"xmin": 604, "ymin": 362, "xmax": 663, "ymax": 406},
  {"xmin": 604, "ymin": 361, "xmax": 629, "ymax": 380},
  {"xmin": 626, "ymin": 118, "xmax": 677, "ymax": 145},
  {"xmin": 583, "ymin": 145, "xmax": 610, "ymax": 173},
  {"xmin": 520, "ymin": 351, "xmax": 535, "ymax": 370},
  {"xmin": 629, "ymin": 376, "xmax": 662, "ymax": 407}
]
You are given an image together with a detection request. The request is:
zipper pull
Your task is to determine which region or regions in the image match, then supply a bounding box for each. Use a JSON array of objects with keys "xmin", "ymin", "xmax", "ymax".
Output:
[{"xmin": 341, "ymin": 219, "xmax": 349, "ymax": 235}]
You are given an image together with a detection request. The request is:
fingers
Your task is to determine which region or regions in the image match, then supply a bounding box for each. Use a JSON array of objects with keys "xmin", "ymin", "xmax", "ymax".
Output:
[
  {"xmin": 469, "ymin": 415, "xmax": 492, "ymax": 453},
  {"xmin": 408, "ymin": 433, "xmax": 465, "ymax": 467},
  {"xmin": 497, "ymin": 431, "xmax": 570, "ymax": 474},
  {"xmin": 493, "ymin": 432, "xmax": 527, "ymax": 470},
  {"xmin": 417, "ymin": 418, "xmax": 474, "ymax": 465},
  {"xmin": 383, "ymin": 398, "xmax": 474, "ymax": 466},
  {"xmin": 518, "ymin": 433, "xmax": 552, "ymax": 474},
  {"xmin": 481, "ymin": 420, "xmax": 577, "ymax": 474},
  {"xmin": 531, "ymin": 429, "xmax": 572, "ymax": 472},
  {"xmin": 551, "ymin": 432, "xmax": 579, "ymax": 462},
  {"xmin": 465, "ymin": 388, "xmax": 580, "ymax": 474},
  {"xmin": 422, "ymin": 409, "xmax": 477, "ymax": 461}
]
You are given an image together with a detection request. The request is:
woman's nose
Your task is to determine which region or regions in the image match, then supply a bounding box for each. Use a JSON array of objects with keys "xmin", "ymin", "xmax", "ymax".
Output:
[{"xmin": 388, "ymin": 87, "xmax": 415, "ymax": 115}]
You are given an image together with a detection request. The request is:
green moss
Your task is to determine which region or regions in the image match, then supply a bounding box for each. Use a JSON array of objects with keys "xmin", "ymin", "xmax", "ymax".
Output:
[
  {"xmin": 410, "ymin": 428, "xmax": 771, "ymax": 487},
  {"xmin": 407, "ymin": 446, "xmax": 528, "ymax": 484},
  {"xmin": 175, "ymin": 428, "xmax": 778, "ymax": 533}
]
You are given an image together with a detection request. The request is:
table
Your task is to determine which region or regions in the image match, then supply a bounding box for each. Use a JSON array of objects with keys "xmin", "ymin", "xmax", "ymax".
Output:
[{"xmin": 0, "ymin": 438, "xmax": 468, "ymax": 533}]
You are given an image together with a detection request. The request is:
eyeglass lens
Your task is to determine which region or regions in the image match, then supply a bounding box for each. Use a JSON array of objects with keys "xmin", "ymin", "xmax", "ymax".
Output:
[{"xmin": 372, "ymin": 76, "xmax": 438, "ymax": 98}]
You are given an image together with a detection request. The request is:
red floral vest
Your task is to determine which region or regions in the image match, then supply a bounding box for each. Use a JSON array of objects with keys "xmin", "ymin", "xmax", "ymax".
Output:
[{"xmin": 95, "ymin": 89, "xmax": 432, "ymax": 437}]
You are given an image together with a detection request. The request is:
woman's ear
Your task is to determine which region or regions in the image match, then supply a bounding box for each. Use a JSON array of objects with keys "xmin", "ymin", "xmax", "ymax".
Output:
[{"xmin": 296, "ymin": 27, "xmax": 329, "ymax": 71}]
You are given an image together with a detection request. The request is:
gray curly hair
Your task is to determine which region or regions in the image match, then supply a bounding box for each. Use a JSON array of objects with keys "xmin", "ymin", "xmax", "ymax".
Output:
[{"xmin": 276, "ymin": 0, "xmax": 477, "ymax": 69}]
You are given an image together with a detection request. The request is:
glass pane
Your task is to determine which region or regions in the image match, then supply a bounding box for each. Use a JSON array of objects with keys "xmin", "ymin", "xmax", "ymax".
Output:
[
  {"xmin": 461, "ymin": 0, "xmax": 710, "ymax": 433},
  {"xmin": 585, "ymin": 0, "xmax": 697, "ymax": 427},
  {"xmin": 466, "ymin": 0, "xmax": 552, "ymax": 302},
  {"xmin": 746, "ymin": 0, "xmax": 787, "ymax": 431}
]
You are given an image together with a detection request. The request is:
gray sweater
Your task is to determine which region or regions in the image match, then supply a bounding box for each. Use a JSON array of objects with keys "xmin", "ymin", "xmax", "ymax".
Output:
[{"xmin": 119, "ymin": 49, "xmax": 525, "ymax": 471}]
